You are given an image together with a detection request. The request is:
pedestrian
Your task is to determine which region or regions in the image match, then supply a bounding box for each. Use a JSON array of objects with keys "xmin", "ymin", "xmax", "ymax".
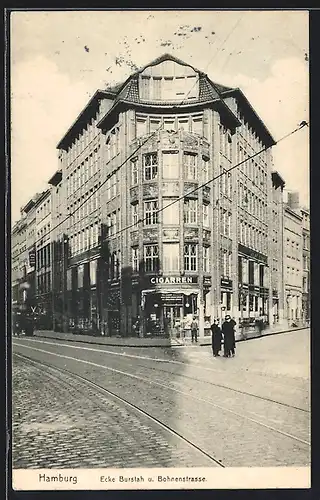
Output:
[
  {"xmin": 190, "ymin": 316, "xmax": 198, "ymax": 343},
  {"xmin": 210, "ymin": 319, "xmax": 222, "ymax": 357},
  {"xmin": 222, "ymin": 315, "xmax": 237, "ymax": 357}
]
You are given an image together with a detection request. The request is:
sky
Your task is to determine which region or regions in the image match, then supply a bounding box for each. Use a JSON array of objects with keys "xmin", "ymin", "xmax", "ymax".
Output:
[{"xmin": 10, "ymin": 10, "xmax": 309, "ymax": 224}]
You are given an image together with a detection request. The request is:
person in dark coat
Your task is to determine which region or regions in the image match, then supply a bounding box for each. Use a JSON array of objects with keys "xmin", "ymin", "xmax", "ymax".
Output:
[
  {"xmin": 222, "ymin": 315, "xmax": 236, "ymax": 357},
  {"xmin": 211, "ymin": 319, "xmax": 222, "ymax": 357}
]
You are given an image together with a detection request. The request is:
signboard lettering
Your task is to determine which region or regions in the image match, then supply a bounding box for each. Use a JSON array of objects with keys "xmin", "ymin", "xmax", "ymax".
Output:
[{"xmin": 149, "ymin": 276, "xmax": 197, "ymax": 285}]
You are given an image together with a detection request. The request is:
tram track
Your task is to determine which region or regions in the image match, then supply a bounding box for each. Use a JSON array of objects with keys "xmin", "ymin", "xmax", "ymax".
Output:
[
  {"xmin": 14, "ymin": 352, "xmax": 225, "ymax": 468},
  {"xmin": 14, "ymin": 337, "xmax": 308, "ymax": 412},
  {"xmin": 13, "ymin": 343, "xmax": 310, "ymax": 450}
]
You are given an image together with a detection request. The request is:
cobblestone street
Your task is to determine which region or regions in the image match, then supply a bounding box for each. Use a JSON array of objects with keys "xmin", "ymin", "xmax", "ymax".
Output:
[{"xmin": 12, "ymin": 329, "xmax": 310, "ymax": 469}]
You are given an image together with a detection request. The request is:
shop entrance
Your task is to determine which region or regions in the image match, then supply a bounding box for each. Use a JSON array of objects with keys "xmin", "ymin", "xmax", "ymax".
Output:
[{"xmin": 163, "ymin": 306, "xmax": 182, "ymax": 337}]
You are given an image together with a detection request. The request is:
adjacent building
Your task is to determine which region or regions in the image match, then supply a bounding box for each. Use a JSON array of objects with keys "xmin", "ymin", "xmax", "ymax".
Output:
[{"xmin": 284, "ymin": 193, "xmax": 303, "ymax": 323}]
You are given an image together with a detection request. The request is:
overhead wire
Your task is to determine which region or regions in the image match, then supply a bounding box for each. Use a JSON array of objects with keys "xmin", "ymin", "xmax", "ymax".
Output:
[{"xmin": 99, "ymin": 122, "xmax": 308, "ymax": 243}]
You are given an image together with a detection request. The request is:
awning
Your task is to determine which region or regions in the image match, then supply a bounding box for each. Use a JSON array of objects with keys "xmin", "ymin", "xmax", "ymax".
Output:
[{"xmin": 141, "ymin": 288, "xmax": 199, "ymax": 296}]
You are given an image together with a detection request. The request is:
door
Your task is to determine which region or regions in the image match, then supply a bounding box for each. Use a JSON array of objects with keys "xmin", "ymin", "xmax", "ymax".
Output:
[{"xmin": 163, "ymin": 306, "xmax": 181, "ymax": 337}]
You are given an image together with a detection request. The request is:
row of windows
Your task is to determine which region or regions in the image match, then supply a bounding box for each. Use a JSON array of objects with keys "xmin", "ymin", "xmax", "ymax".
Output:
[
  {"xmin": 68, "ymin": 187, "xmax": 100, "ymax": 226},
  {"xmin": 139, "ymin": 75, "xmax": 198, "ymax": 102},
  {"xmin": 65, "ymin": 114, "xmax": 99, "ymax": 163},
  {"xmin": 37, "ymin": 271, "xmax": 51, "ymax": 295},
  {"xmin": 37, "ymin": 244, "xmax": 51, "ymax": 269},
  {"xmin": 131, "ymin": 152, "xmax": 210, "ymax": 184},
  {"xmin": 105, "ymin": 170, "xmax": 121, "ymax": 200},
  {"xmin": 239, "ymin": 221, "xmax": 268, "ymax": 254},
  {"xmin": 132, "ymin": 244, "xmax": 208, "ymax": 273},
  {"xmin": 66, "ymin": 150, "xmax": 100, "ymax": 197},
  {"xmin": 36, "ymin": 198, "xmax": 51, "ymax": 219},
  {"xmin": 135, "ymin": 112, "xmax": 206, "ymax": 139},
  {"xmin": 69, "ymin": 223, "xmax": 100, "ymax": 256},
  {"xmin": 237, "ymin": 115, "xmax": 267, "ymax": 159},
  {"xmin": 239, "ymin": 258, "xmax": 267, "ymax": 286},
  {"xmin": 132, "ymin": 199, "xmax": 210, "ymax": 226},
  {"xmin": 37, "ymin": 223, "xmax": 51, "ymax": 241},
  {"xmin": 238, "ymin": 146, "xmax": 268, "ymax": 186},
  {"xmin": 107, "ymin": 209, "xmax": 121, "ymax": 236},
  {"xmin": 238, "ymin": 183, "xmax": 267, "ymax": 221}
]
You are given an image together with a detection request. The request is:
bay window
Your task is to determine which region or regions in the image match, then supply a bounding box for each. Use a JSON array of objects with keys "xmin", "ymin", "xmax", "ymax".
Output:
[
  {"xmin": 163, "ymin": 199, "xmax": 179, "ymax": 225},
  {"xmin": 184, "ymin": 244, "xmax": 198, "ymax": 271},
  {"xmin": 163, "ymin": 243, "xmax": 179, "ymax": 272},
  {"xmin": 163, "ymin": 151, "xmax": 179, "ymax": 179}
]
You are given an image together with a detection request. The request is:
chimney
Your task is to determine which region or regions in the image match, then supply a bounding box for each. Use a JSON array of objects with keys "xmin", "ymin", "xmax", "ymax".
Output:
[{"xmin": 287, "ymin": 191, "xmax": 300, "ymax": 211}]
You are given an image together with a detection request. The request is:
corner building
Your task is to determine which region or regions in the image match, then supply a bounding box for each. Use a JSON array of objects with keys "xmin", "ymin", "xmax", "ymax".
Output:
[{"xmin": 57, "ymin": 54, "xmax": 282, "ymax": 337}]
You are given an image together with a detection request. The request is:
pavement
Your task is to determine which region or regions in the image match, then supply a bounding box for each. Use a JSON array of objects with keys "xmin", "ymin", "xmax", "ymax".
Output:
[
  {"xmin": 12, "ymin": 329, "xmax": 310, "ymax": 469},
  {"xmin": 19, "ymin": 322, "xmax": 308, "ymax": 348}
]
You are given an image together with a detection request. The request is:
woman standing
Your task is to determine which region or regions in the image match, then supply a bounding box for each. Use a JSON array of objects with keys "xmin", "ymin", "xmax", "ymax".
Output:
[{"xmin": 210, "ymin": 319, "xmax": 222, "ymax": 357}]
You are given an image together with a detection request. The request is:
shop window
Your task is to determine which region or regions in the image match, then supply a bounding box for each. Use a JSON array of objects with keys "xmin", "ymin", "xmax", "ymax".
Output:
[
  {"xmin": 144, "ymin": 245, "xmax": 159, "ymax": 272},
  {"xmin": 144, "ymin": 201, "xmax": 158, "ymax": 226},
  {"xmin": 184, "ymin": 244, "xmax": 197, "ymax": 271},
  {"xmin": 144, "ymin": 153, "xmax": 158, "ymax": 181},
  {"xmin": 162, "ymin": 151, "xmax": 179, "ymax": 179},
  {"xmin": 163, "ymin": 243, "xmax": 179, "ymax": 272}
]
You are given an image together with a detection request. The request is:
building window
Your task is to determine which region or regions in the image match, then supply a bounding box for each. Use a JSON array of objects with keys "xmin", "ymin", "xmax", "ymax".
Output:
[
  {"xmin": 132, "ymin": 247, "xmax": 139, "ymax": 272},
  {"xmin": 131, "ymin": 158, "xmax": 138, "ymax": 185},
  {"xmin": 144, "ymin": 245, "xmax": 159, "ymax": 272},
  {"xmin": 163, "ymin": 243, "xmax": 180, "ymax": 272},
  {"xmin": 184, "ymin": 244, "xmax": 197, "ymax": 271},
  {"xmin": 184, "ymin": 199, "xmax": 198, "ymax": 224},
  {"xmin": 203, "ymin": 203, "xmax": 209, "ymax": 227},
  {"xmin": 203, "ymin": 246, "xmax": 210, "ymax": 272},
  {"xmin": 184, "ymin": 153, "xmax": 197, "ymax": 180},
  {"xmin": 163, "ymin": 199, "xmax": 179, "ymax": 225},
  {"xmin": 137, "ymin": 117, "xmax": 147, "ymax": 137},
  {"xmin": 132, "ymin": 203, "xmax": 139, "ymax": 225},
  {"xmin": 144, "ymin": 153, "xmax": 158, "ymax": 180},
  {"xmin": 191, "ymin": 115, "xmax": 203, "ymax": 136},
  {"xmin": 140, "ymin": 76, "xmax": 150, "ymax": 100},
  {"xmin": 144, "ymin": 201, "xmax": 158, "ymax": 226},
  {"xmin": 162, "ymin": 151, "xmax": 179, "ymax": 179},
  {"xmin": 202, "ymin": 157, "xmax": 209, "ymax": 182}
]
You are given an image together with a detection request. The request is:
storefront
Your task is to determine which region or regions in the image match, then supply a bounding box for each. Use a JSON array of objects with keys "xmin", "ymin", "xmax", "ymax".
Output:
[{"xmin": 141, "ymin": 275, "xmax": 200, "ymax": 337}]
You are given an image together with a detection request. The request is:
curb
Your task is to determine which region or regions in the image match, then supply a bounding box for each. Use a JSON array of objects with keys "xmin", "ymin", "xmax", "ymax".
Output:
[{"xmin": 31, "ymin": 326, "xmax": 307, "ymax": 349}]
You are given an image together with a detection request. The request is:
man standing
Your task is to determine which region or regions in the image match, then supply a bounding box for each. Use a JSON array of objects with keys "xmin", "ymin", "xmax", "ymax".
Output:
[
  {"xmin": 222, "ymin": 315, "xmax": 237, "ymax": 357},
  {"xmin": 190, "ymin": 316, "xmax": 198, "ymax": 343},
  {"xmin": 210, "ymin": 319, "xmax": 222, "ymax": 357}
]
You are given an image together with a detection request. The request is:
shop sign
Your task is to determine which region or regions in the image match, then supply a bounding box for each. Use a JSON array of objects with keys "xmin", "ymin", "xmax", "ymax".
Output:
[
  {"xmin": 161, "ymin": 293, "xmax": 184, "ymax": 305},
  {"xmin": 221, "ymin": 278, "xmax": 232, "ymax": 289},
  {"xmin": 28, "ymin": 250, "xmax": 35, "ymax": 267},
  {"xmin": 203, "ymin": 276, "xmax": 211, "ymax": 286},
  {"xmin": 149, "ymin": 276, "xmax": 198, "ymax": 285}
]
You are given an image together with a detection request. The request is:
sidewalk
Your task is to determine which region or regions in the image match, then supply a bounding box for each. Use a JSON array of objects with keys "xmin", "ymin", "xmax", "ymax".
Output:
[{"xmin": 31, "ymin": 323, "xmax": 308, "ymax": 348}]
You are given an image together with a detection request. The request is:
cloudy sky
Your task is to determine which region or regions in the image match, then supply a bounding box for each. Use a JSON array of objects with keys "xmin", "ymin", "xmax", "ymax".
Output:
[{"xmin": 10, "ymin": 10, "xmax": 309, "ymax": 224}]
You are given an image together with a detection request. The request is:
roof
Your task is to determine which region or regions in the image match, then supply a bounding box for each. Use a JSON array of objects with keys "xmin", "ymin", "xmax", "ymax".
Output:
[
  {"xmin": 48, "ymin": 170, "xmax": 62, "ymax": 186},
  {"xmin": 57, "ymin": 89, "xmax": 117, "ymax": 150},
  {"xmin": 221, "ymin": 88, "xmax": 276, "ymax": 147},
  {"xmin": 272, "ymin": 171, "xmax": 285, "ymax": 189}
]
